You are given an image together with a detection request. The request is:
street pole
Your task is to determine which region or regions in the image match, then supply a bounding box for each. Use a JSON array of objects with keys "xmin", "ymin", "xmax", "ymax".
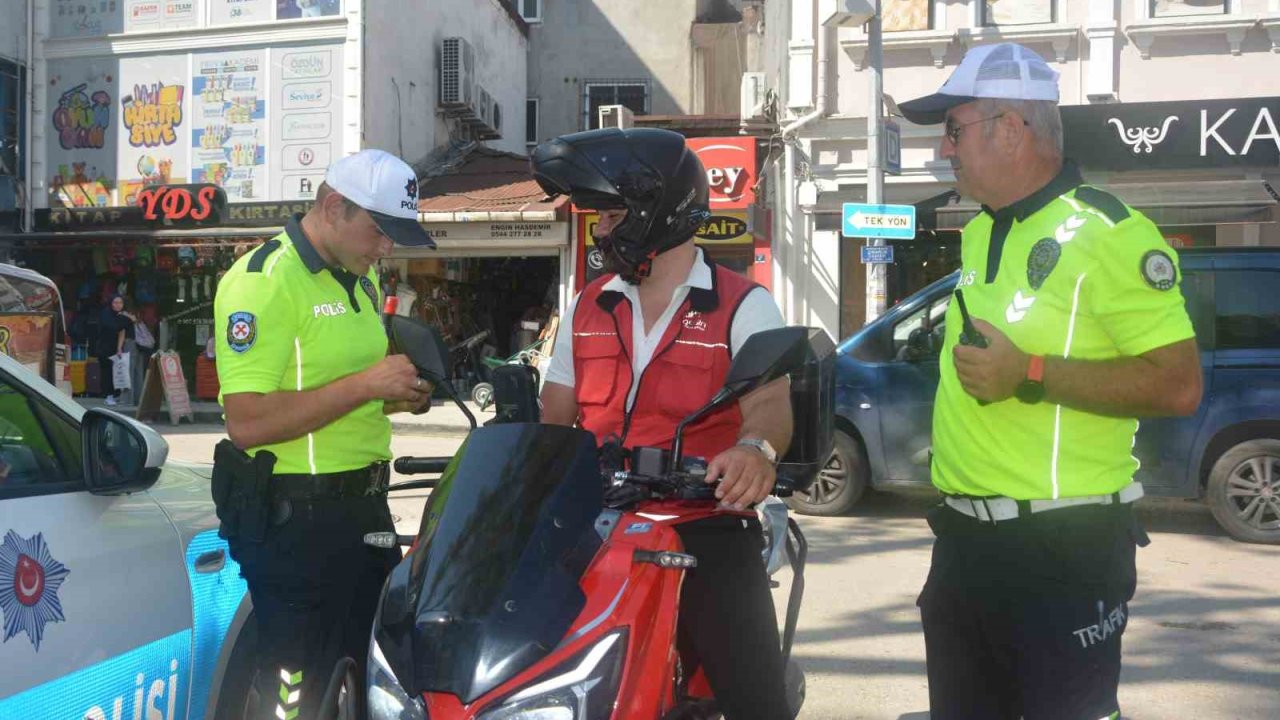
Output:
[{"xmin": 864, "ymin": 0, "xmax": 886, "ymax": 324}]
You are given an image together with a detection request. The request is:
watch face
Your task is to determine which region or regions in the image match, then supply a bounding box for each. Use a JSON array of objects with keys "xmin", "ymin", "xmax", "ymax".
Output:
[{"xmin": 1016, "ymin": 380, "xmax": 1046, "ymax": 404}]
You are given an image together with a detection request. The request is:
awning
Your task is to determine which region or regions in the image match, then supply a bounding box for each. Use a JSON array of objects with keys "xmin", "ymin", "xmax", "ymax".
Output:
[{"xmin": 936, "ymin": 180, "xmax": 1280, "ymax": 230}]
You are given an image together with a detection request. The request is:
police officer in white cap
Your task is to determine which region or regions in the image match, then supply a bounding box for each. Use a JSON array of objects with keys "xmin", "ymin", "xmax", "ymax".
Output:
[
  {"xmin": 213, "ymin": 149, "xmax": 436, "ymax": 720},
  {"xmin": 899, "ymin": 44, "xmax": 1202, "ymax": 720}
]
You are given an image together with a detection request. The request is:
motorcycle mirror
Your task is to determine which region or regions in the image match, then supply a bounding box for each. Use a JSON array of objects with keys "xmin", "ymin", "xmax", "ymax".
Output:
[
  {"xmin": 668, "ymin": 326, "xmax": 811, "ymax": 473},
  {"xmin": 390, "ymin": 316, "xmax": 478, "ymax": 430},
  {"xmin": 721, "ymin": 326, "xmax": 810, "ymax": 398},
  {"xmin": 390, "ymin": 316, "xmax": 451, "ymax": 381}
]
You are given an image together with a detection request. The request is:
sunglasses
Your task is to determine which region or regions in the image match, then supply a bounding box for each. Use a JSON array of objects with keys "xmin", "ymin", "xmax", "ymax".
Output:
[{"xmin": 944, "ymin": 112, "xmax": 1029, "ymax": 145}]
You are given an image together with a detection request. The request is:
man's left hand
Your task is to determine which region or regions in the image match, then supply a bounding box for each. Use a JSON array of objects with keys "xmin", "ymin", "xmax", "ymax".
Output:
[
  {"xmin": 384, "ymin": 397, "xmax": 432, "ymax": 415},
  {"xmin": 706, "ymin": 445, "xmax": 776, "ymax": 511},
  {"xmin": 952, "ymin": 318, "xmax": 1029, "ymax": 403}
]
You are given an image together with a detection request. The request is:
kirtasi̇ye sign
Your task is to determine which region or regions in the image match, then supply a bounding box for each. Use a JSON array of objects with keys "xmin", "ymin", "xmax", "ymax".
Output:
[{"xmin": 34, "ymin": 188, "xmax": 311, "ymax": 231}]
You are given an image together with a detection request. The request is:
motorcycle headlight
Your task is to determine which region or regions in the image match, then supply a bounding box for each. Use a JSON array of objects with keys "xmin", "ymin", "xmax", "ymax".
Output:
[
  {"xmin": 368, "ymin": 634, "xmax": 427, "ymax": 720},
  {"xmin": 477, "ymin": 630, "xmax": 628, "ymax": 720}
]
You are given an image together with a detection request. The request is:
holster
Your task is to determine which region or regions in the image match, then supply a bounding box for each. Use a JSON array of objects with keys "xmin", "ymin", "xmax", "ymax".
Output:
[{"xmin": 212, "ymin": 439, "xmax": 277, "ymax": 544}]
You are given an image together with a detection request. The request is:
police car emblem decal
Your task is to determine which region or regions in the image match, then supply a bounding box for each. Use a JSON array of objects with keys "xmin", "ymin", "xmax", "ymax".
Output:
[
  {"xmin": 0, "ymin": 530, "xmax": 70, "ymax": 651},
  {"xmin": 1141, "ymin": 250, "xmax": 1176, "ymax": 291},
  {"xmin": 227, "ymin": 311, "xmax": 257, "ymax": 353},
  {"xmin": 1027, "ymin": 238, "xmax": 1061, "ymax": 291},
  {"xmin": 360, "ymin": 276, "xmax": 379, "ymax": 307}
]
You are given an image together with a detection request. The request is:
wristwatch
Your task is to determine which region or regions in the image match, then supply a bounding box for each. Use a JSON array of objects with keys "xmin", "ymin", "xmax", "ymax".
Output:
[
  {"xmin": 737, "ymin": 438, "xmax": 778, "ymax": 465},
  {"xmin": 1015, "ymin": 354, "xmax": 1046, "ymax": 404}
]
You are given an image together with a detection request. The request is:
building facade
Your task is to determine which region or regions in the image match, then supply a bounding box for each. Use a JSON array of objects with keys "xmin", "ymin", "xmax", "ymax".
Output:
[
  {"xmin": 766, "ymin": 0, "xmax": 1280, "ymax": 339},
  {"xmin": 11, "ymin": 0, "xmax": 527, "ymax": 398}
]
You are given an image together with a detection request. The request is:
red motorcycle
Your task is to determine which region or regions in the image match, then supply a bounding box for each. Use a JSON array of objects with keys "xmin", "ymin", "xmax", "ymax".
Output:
[{"xmin": 357, "ymin": 319, "xmax": 834, "ymax": 720}]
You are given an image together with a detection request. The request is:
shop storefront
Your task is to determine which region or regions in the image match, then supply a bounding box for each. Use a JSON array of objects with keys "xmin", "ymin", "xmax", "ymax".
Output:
[
  {"xmin": 572, "ymin": 135, "xmax": 773, "ymax": 291},
  {"xmin": 14, "ymin": 188, "xmax": 311, "ymax": 399},
  {"xmin": 386, "ymin": 215, "xmax": 570, "ymax": 377}
]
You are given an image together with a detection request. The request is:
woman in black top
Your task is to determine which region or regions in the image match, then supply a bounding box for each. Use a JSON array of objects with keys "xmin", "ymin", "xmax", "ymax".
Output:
[{"xmin": 97, "ymin": 295, "xmax": 136, "ymax": 405}]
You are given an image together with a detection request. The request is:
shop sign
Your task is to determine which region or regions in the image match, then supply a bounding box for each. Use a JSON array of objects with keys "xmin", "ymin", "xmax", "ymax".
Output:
[
  {"xmin": 687, "ymin": 137, "xmax": 757, "ymax": 209},
  {"xmin": 421, "ymin": 222, "xmax": 569, "ymax": 246},
  {"xmin": 582, "ymin": 212, "xmax": 753, "ymax": 246},
  {"xmin": 1062, "ymin": 97, "xmax": 1280, "ymax": 171},
  {"xmin": 35, "ymin": 198, "xmax": 312, "ymax": 231},
  {"xmin": 137, "ymin": 184, "xmax": 227, "ymax": 224}
]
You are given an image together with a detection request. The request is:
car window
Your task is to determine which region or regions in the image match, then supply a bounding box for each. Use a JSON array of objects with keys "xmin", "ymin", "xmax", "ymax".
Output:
[
  {"xmin": 0, "ymin": 376, "xmax": 81, "ymax": 494},
  {"xmin": 892, "ymin": 296, "xmax": 950, "ymax": 361},
  {"xmin": 1213, "ymin": 270, "xmax": 1280, "ymax": 351}
]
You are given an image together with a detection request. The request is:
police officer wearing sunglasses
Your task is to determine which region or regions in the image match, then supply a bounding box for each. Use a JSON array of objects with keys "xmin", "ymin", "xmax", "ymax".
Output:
[{"xmin": 899, "ymin": 43, "xmax": 1203, "ymax": 720}]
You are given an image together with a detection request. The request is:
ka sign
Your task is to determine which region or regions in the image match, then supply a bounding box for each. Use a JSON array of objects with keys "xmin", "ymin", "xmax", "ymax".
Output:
[{"xmin": 688, "ymin": 137, "xmax": 757, "ymax": 209}]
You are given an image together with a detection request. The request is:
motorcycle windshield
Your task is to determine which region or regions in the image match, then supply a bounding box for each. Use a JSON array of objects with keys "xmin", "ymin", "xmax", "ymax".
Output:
[{"xmin": 380, "ymin": 423, "xmax": 605, "ymax": 703}]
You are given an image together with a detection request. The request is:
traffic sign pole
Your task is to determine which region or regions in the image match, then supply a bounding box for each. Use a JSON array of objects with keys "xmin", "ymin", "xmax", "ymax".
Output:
[{"xmin": 865, "ymin": 0, "xmax": 887, "ymax": 325}]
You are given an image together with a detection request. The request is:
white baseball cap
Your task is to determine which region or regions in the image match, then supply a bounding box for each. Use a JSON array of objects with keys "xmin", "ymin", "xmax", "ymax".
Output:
[
  {"xmin": 899, "ymin": 43, "xmax": 1059, "ymax": 125},
  {"xmin": 324, "ymin": 149, "xmax": 435, "ymax": 247}
]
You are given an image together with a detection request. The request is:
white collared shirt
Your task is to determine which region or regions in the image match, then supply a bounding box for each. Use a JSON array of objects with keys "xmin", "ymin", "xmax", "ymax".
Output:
[{"xmin": 545, "ymin": 248, "xmax": 784, "ymax": 409}]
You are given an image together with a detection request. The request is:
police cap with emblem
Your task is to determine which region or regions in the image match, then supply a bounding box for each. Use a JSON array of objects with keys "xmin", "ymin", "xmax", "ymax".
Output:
[{"xmin": 324, "ymin": 149, "xmax": 435, "ymax": 248}]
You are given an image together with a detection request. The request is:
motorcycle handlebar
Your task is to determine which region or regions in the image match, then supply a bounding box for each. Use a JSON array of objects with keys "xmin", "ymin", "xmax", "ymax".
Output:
[{"xmin": 393, "ymin": 456, "xmax": 452, "ymax": 475}]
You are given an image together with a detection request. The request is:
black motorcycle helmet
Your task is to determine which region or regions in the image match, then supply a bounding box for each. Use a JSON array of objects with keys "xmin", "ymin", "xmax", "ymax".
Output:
[{"xmin": 531, "ymin": 128, "xmax": 710, "ymax": 282}]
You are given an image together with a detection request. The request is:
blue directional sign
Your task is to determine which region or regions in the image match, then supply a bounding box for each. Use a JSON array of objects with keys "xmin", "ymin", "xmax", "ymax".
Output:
[
  {"xmin": 861, "ymin": 245, "xmax": 894, "ymax": 264},
  {"xmin": 842, "ymin": 203, "xmax": 916, "ymax": 240}
]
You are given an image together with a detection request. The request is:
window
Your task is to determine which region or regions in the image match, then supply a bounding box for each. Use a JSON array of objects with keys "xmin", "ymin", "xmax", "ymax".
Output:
[
  {"xmin": 526, "ymin": 98, "xmax": 539, "ymax": 146},
  {"xmin": 585, "ymin": 82, "xmax": 648, "ymax": 130},
  {"xmin": 1151, "ymin": 0, "xmax": 1227, "ymax": 17},
  {"xmin": 1179, "ymin": 271, "xmax": 1216, "ymax": 350},
  {"xmin": 982, "ymin": 0, "xmax": 1054, "ymax": 26},
  {"xmin": 883, "ymin": 0, "xmax": 932, "ymax": 32},
  {"xmin": 1214, "ymin": 270, "xmax": 1280, "ymax": 351},
  {"xmin": 0, "ymin": 377, "xmax": 82, "ymax": 496},
  {"xmin": 515, "ymin": 0, "xmax": 542, "ymax": 23},
  {"xmin": 0, "ymin": 59, "xmax": 24, "ymax": 181},
  {"xmin": 891, "ymin": 296, "xmax": 951, "ymax": 362}
]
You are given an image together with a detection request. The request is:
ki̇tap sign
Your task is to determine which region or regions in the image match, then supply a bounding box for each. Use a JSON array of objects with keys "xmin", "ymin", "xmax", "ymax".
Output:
[{"xmin": 687, "ymin": 137, "xmax": 758, "ymax": 209}]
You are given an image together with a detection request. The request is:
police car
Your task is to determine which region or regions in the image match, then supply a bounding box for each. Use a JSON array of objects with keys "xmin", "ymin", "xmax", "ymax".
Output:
[{"xmin": 0, "ymin": 351, "xmax": 253, "ymax": 719}]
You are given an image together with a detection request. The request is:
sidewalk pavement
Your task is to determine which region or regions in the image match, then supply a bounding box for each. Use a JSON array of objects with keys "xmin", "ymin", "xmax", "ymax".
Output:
[{"xmin": 78, "ymin": 395, "xmax": 487, "ymax": 437}]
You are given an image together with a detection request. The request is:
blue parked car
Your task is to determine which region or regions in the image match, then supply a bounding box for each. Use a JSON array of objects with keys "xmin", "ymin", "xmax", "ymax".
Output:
[{"xmin": 786, "ymin": 248, "xmax": 1280, "ymax": 545}]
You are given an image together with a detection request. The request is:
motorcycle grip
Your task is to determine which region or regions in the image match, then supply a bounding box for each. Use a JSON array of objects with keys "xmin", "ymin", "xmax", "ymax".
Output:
[{"xmin": 393, "ymin": 456, "xmax": 452, "ymax": 475}]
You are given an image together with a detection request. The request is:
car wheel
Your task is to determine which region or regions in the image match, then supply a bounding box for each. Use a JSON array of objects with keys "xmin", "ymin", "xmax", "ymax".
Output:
[
  {"xmin": 1206, "ymin": 438, "xmax": 1280, "ymax": 545},
  {"xmin": 785, "ymin": 430, "xmax": 867, "ymax": 516},
  {"xmin": 213, "ymin": 612, "xmax": 257, "ymax": 720}
]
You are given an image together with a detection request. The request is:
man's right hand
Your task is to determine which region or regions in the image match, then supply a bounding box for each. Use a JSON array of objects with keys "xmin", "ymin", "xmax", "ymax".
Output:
[{"xmin": 359, "ymin": 354, "xmax": 431, "ymax": 404}]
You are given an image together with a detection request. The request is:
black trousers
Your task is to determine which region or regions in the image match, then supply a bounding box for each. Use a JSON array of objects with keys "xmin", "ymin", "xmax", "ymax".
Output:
[
  {"xmin": 676, "ymin": 515, "xmax": 792, "ymax": 720},
  {"xmin": 918, "ymin": 502, "xmax": 1146, "ymax": 720},
  {"xmin": 226, "ymin": 494, "xmax": 401, "ymax": 720}
]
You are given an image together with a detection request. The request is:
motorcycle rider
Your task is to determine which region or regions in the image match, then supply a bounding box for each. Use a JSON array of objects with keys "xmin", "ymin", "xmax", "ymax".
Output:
[{"xmin": 533, "ymin": 128, "xmax": 795, "ymax": 720}]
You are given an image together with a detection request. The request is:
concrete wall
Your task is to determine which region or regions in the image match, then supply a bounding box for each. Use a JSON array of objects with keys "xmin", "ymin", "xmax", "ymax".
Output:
[
  {"xmin": 527, "ymin": 0, "xmax": 700, "ymax": 141},
  {"xmin": 0, "ymin": 1, "xmax": 26, "ymax": 64},
  {"xmin": 365, "ymin": 0, "xmax": 528, "ymax": 161}
]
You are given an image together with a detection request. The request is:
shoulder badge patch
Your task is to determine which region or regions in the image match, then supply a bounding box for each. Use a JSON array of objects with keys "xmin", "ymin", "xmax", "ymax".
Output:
[
  {"xmin": 1141, "ymin": 250, "xmax": 1176, "ymax": 291},
  {"xmin": 360, "ymin": 276, "xmax": 379, "ymax": 307},
  {"xmin": 227, "ymin": 311, "xmax": 258, "ymax": 352},
  {"xmin": 1027, "ymin": 238, "xmax": 1061, "ymax": 291}
]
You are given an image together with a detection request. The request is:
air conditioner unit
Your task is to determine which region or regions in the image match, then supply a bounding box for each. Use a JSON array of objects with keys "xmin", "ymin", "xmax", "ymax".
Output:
[
  {"xmin": 474, "ymin": 86, "xmax": 492, "ymax": 127},
  {"xmin": 740, "ymin": 72, "xmax": 766, "ymax": 120},
  {"xmin": 598, "ymin": 104, "xmax": 634, "ymax": 129},
  {"xmin": 439, "ymin": 37, "xmax": 475, "ymax": 112}
]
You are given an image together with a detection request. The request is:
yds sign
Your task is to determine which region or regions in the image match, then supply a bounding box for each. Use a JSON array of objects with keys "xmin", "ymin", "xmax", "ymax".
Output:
[
  {"xmin": 137, "ymin": 184, "xmax": 228, "ymax": 225},
  {"xmin": 687, "ymin": 137, "xmax": 757, "ymax": 209}
]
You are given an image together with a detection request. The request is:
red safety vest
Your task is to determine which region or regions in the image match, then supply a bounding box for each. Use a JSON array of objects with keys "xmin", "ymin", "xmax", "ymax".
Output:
[{"xmin": 572, "ymin": 256, "xmax": 761, "ymax": 460}]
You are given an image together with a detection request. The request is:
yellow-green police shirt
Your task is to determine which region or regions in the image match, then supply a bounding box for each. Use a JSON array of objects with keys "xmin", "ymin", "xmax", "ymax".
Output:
[
  {"xmin": 932, "ymin": 163, "xmax": 1195, "ymax": 501},
  {"xmin": 214, "ymin": 214, "xmax": 391, "ymax": 474}
]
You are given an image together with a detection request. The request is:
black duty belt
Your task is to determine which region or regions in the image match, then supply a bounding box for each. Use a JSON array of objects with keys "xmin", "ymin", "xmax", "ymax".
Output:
[{"xmin": 272, "ymin": 462, "xmax": 391, "ymax": 500}]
